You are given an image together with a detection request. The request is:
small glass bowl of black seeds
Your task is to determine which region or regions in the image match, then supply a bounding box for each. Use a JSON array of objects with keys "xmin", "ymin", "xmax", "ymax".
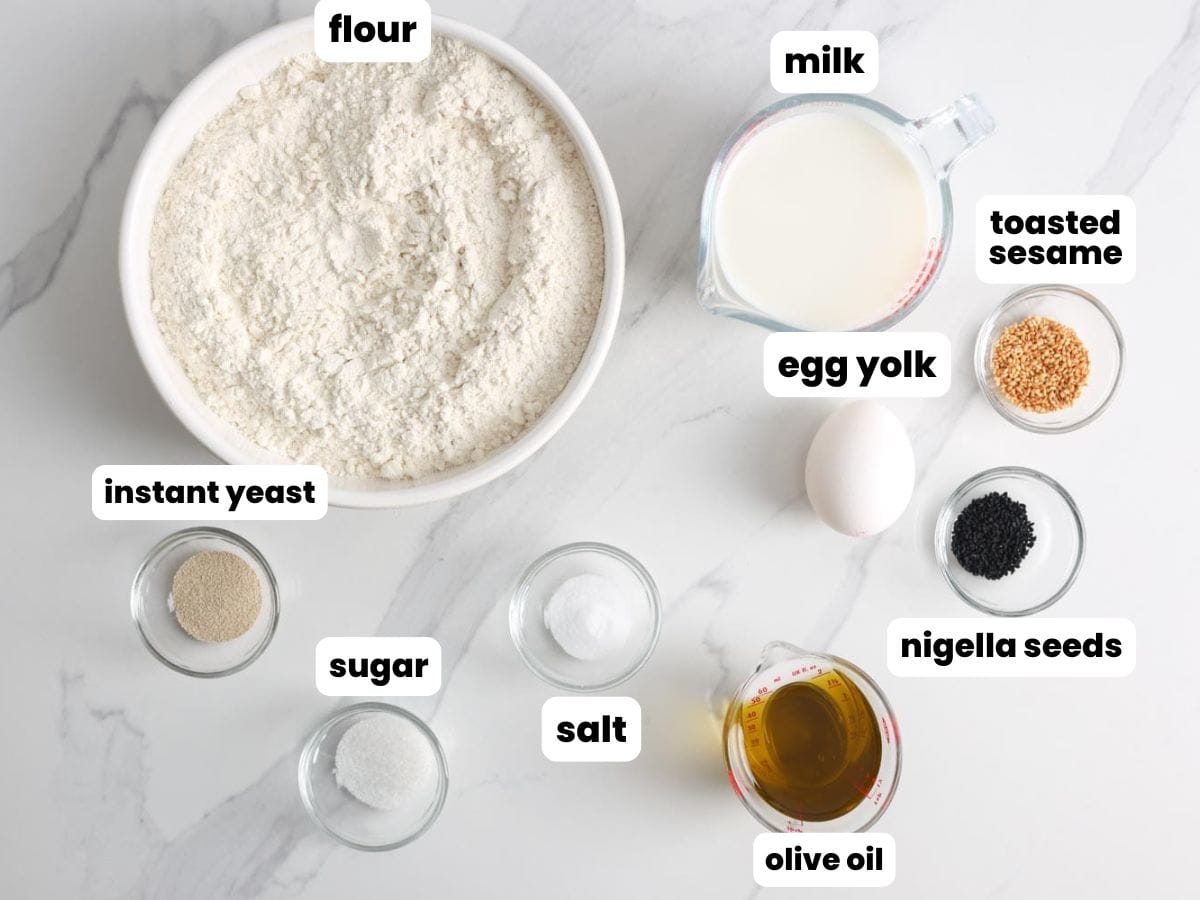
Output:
[{"xmin": 934, "ymin": 467, "xmax": 1085, "ymax": 616}]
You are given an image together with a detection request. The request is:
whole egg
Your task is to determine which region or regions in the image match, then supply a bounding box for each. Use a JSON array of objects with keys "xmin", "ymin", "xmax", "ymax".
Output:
[{"xmin": 804, "ymin": 401, "xmax": 915, "ymax": 536}]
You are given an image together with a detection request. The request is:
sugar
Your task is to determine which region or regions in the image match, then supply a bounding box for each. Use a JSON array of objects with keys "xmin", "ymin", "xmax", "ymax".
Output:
[{"xmin": 333, "ymin": 714, "xmax": 438, "ymax": 811}]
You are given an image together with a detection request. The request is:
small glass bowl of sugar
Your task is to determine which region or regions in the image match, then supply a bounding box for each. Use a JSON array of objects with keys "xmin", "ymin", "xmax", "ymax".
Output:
[
  {"xmin": 509, "ymin": 542, "xmax": 661, "ymax": 692},
  {"xmin": 299, "ymin": 703, "xmax": 448, "ymax": 852}
]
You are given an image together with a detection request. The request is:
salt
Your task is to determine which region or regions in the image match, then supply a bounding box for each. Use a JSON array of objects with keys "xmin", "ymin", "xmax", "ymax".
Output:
[
  {"xmin": 333, "ymin": 714, "xmax": 438, "ymax": 811},
  {"xmin": 543, "ymin": 573, "xmax": 634, "ymax": 661}
]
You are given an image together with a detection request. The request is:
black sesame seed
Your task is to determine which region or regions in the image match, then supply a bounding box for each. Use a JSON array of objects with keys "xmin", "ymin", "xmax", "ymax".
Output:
[{"xmin": 950, "ymin": 491, "xmax": 1036, "ymax": 580}]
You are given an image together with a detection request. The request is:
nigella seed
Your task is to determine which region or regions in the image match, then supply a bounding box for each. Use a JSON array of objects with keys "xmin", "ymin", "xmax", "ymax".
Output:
[{"xmin": 950, "ymin": 491, "xmax": 1036, "ymax": 580}]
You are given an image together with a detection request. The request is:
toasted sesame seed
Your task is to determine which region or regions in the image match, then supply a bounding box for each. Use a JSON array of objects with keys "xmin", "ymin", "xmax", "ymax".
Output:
[{"xmin": 991, "ymin": 315, "xmax": 1090, "ymax": 414}]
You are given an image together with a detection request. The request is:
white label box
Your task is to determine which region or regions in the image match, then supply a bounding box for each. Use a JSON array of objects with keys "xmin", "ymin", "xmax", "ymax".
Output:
[
  {"xmin": 316, "ymin": 637, "xmax": 442, "ymax": 697},
  {"xmin": 770, "ymin": 31, "xmax": 879, "ymax": 94},
  {"xmin": 314, "ymin": 0, "xmax": 432, "ymax": 63},
  {"xmin": 976, "ymin": 194, "xmax": 1135, "ymax": 283},
  {"xmin": 764, "ymin": 332, "xmax": 950, "ymax": 398},
  {"xmin": 754, "ymin": 833, "xmax": 896, "ymax": 888},
  {"xmin": 92, "ymin": 465, "xmax": 327, "ymax": 520},
  {"xmin": 541, "ymin": 697, "xmax": 641, "ymax": 762},
  {"xmin": 887, "ymin": 618, "xmax": 1136, "ymax": 677}
]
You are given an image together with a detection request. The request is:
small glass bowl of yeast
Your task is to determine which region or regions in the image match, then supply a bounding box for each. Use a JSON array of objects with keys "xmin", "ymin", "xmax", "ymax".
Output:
[{"xmin": 130, "ymin": 527, "xmax": 279, "ymax": 677}]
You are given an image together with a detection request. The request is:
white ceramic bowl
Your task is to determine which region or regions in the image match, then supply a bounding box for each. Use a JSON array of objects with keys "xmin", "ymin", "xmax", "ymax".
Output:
[{"xmin": 120, "ymin": 17, "xmax": 624, "ymax": 508}]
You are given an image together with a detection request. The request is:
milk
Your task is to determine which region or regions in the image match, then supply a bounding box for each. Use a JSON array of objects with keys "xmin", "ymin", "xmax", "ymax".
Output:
[{"xmin": 714, "ymin": 112, "xmax": 932, "ymax": 331}]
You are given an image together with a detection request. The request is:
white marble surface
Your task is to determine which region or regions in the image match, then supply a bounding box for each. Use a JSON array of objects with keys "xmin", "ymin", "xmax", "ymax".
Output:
[{"xmin": 2, "ymin": 0, "xmax": 1198, "ymax": 896}]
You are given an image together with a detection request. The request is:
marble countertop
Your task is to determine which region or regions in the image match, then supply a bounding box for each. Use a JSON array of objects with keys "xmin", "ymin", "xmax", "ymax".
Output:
[{"xmin": 3, "ymin": 0, "xmax": 1198, "ymax": 896}]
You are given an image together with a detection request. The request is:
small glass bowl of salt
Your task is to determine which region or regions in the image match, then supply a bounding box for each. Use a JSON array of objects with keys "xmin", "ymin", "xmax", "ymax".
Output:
[
  {"xmin": 510, "ymin": 542, "xmax": 661, "ymax": 692},
  {"xmin": 298, "ymin": 703, "xmax": 448, "ymax": 851}
]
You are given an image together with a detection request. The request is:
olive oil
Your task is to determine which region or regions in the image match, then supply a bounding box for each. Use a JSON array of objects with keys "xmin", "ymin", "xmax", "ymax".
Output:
[{"xmin": 741, "ymin": 670, "xmax": 883, "ymax": 822}]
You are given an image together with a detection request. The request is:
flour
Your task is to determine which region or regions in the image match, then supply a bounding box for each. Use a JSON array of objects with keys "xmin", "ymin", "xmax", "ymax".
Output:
[{"xmin": 150, "ymin": 37, "xmax": 604, "ymax": 479}]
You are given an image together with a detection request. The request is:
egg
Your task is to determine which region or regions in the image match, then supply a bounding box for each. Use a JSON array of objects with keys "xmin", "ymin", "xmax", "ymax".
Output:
[{"xmin": 804, "ymin": 401, "xmax": 915, "ymax": 536}]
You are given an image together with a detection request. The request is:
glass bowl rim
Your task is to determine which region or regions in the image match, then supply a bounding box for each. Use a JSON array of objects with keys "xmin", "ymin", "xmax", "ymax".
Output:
[
  {"xmin": 934, "ymin": 465, "xmax": 1086, "ymax": 616},
  {"xmin": 130, "ymin": 525, "xmax": 280, "ymax": 678},
  {"xmin": 509, "ymin": 541, "xmax": 662, "ymax": 693},
  {"xmin": 973, "ymin": 283, "xmax": 1125, "ymax": 434},
  {"xmin": 297, "ymin": 701, "xmax": 450, "ymax": 852}
]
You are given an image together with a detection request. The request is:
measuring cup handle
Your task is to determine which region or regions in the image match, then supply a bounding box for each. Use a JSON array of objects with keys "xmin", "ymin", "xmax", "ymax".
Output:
[{"xmin": 912, "ymin": 93, "xmax": 995, "ymax": 176}]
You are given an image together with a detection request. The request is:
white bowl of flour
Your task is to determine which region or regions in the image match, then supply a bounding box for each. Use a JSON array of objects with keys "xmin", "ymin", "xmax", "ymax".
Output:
[{"xmin": 120, "ymin": 17, "xmax": 623, "ymax": 507}]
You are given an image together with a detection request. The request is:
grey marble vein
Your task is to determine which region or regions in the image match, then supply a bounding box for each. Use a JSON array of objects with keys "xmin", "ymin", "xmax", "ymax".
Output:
[
  {"xmin": 802, "ymin": 535, "xmax": 882, "ymax": 650},
  {"xmin": 57, "ymin": 673, "xmax": 166, "ymax": 900},
  {"xmin": 0, "ymin": 86, "xmax": 166, "ymax": 332},
  {"xmin": 1089, "ymin": 0, "xmax": 1200, "ymax": 192},
  {"xmin": 59, "ymin": 671, "xmax": 334, "ymax": 900},
  {"xmin": 695, "ymin": 573, "xmax": 741, "ymax": 716},
  {"xmin": 133, "ymin": 758, "xmax": 332, "ymax": 900}
]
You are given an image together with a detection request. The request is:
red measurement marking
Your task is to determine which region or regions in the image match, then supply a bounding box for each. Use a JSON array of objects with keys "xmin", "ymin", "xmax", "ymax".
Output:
[
  {"xmin": 727, "ymin": 770, "xmax": 744, "ymax": 799},
  {"xmin": 898, "ymin": 238, "xmax": 945, "ymax": 306},
  {"xmin": 881, "ymin": 716, "xmax": 898, "ymax": 746},
  {"xmin": 849, "ymin": 775, "xmax": 877, "ymax": 801}
]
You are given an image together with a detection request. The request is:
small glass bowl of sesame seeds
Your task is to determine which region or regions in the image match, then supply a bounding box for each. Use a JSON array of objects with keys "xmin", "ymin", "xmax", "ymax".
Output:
[{"xmin": 975, "ymin": 284, "xmax": 1124, "ymax": 433}]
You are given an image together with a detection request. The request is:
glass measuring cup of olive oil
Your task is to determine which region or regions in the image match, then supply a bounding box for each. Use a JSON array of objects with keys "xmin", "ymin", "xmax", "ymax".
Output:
[
  {"xmin": 698, "ymin": 93, "xmax": 995, "ymax": 332},
  {"xmin": 723, "ymin": 642, "xmax": 901, "ymax": 832}
]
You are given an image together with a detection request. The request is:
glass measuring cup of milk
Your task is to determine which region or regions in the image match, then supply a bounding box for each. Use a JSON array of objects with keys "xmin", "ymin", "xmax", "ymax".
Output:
[
  {"xmin": 698, "ymin": 94, "xmax": 994, "ymax": 332},
  {"xmin": 723, "ymin": 642, "xmax": 901, "ymax": 833}
]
